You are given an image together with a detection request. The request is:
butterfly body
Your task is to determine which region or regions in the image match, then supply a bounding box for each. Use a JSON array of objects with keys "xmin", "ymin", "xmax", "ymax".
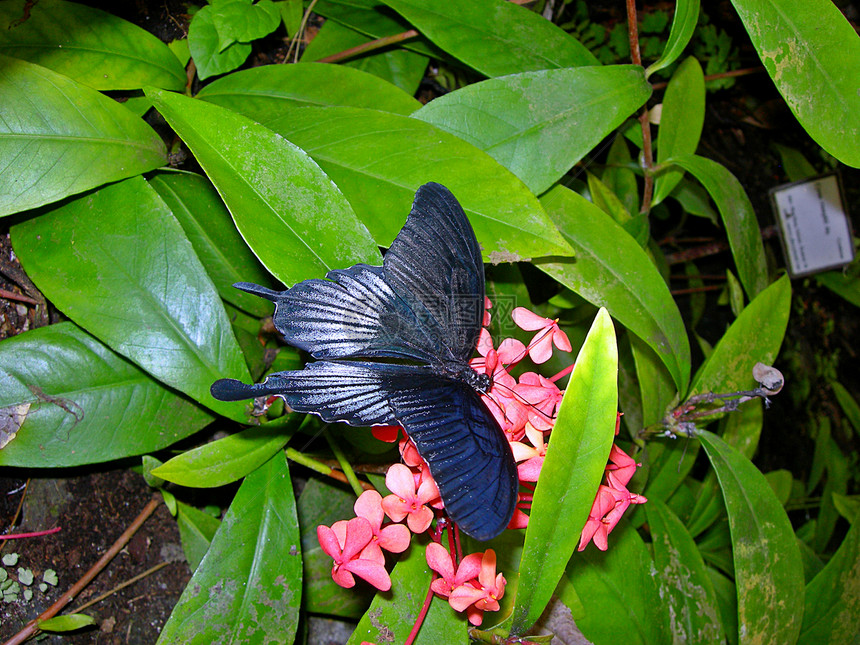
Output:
[{"xmin": 212, "ymin": 183, "xmax": 517, "ymax": 541}]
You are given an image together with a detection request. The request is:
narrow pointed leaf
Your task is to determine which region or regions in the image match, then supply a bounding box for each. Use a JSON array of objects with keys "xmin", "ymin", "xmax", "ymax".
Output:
[
  {"xmin": 158, "ymin": 454, "xmax": 302, "ymax": 644},
  {"xmin": 0, "ymin": 55, "xmax": 166, "ymax": 217},
  {"xmin": 730, "ymin": 0, "xmax": 860, "ymax": 167},
  {"xmin": 38, "ymin": 614, "xmax": 96, "ymax": 632},
  {"xmin": 537, "ymin": 185, "xmax": 690, "ymax": 393},
  {"xmin": 512, "ymin": 309, "xmax": 618, "ymax": 634},
  {"xmin": 646, "ymin": 0, "xmax": 700, "ymax": 77},
  {"xmin": 0, "ymin": 0, "xmax": 185, "ymax": 90},
  {"xmin": 668, "ymin": 154, "xmax": 768, "ymax": 299},
  {"xmin": 197, "ymin": 62, "xmax": 422, "ymax": 118},
  {"xmin": 380, "ymin": 0, "xmax": 598, "ymax": 77},
  {"xmin": 0, "ymin": 322, "xmax": 214, "ymax": 467},
  {"xmin": 413, "ymin": 65, "xmax": 651, "ymax": 194},
  {"xmin": 697, "ymin": 430, "xmax": 804, "ymax": 644},
  {"xmin": 11, "ymin": 177, "xmax": 251, "ymax": 422},
  {"xmin": 146, "ymin": 88, "xmax": 382, "ymax": 284},
  {"xmin": 176, "ymin": 501, "xmax": 221, "ymax": 572}
]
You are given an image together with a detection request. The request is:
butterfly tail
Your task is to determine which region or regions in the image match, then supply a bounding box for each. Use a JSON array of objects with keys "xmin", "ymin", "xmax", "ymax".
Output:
[
  {"xmin": 233, "ymin": 282, "xmax": 282, "ymax": 301},
  {"xmin": 210, "ymin": 377, "xmax": 290, "ymax": 401}
]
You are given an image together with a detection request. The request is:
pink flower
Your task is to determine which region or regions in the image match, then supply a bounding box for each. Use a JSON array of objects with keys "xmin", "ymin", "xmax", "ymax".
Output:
[
  {"xmin": 317, "ymin": 517, "xmax": 391, "ymax": 590},
  {"xmin": 353, "ymin": 490, "xmax": 410, "ymax": 559},
  {"xmin": 381, "ymin": 464, "xmax": 438, "ymax": 533},
  {"xmin": 511, "ymin": 307, "xmax": 572, "ymax": 364},
  {"xmin": 448, "ymin": 549, "xmax": 506, "ymax": 626},
  {"xmin": 425, "ymin": 542, "xmax": 482, "ymax": 598},
  {"xmin": 577, "ymin": 484, "xmax": 647, "ymax": 551},
  {"xmin": 605, "ymin": 444, "xmax": 638, "ymax": 490},
  {"xmin": 513, "ymin": 372, "xmax": 563, "ymax": 430},
  {"xmin": 483, "ymin": 296, "xmax": 492, "ymax": 327},
  {"xmin": 510, "ymin": 423, "xmax": 547, "ymax": 482}
]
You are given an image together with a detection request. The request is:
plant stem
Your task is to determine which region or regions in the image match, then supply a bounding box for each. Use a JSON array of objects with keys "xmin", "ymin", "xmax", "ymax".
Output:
[
  {"xmin": 285, "ymin": 447, "xmax": 375, "ymax": 490},
  {"xmin": 324, "ymin": 429, "xmax": 366, "ymax": 497}
]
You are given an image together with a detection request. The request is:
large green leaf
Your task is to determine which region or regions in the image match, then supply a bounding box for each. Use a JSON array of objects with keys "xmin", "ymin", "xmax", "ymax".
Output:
[
  {"xmin": 689, "ymin": 274, "xmax": 790, "ymax": 396},
  {"xmin": 413, "ymin": 65, "xmax": 651, "ymax": 195},
  {"xmin": 0, "ymin": 55, "xmax": 166, "ymax": 217},
  {"xmin": 347, "ymin": 540, "xmax": 468, "ymax": 645},
  {"xmin": 730, "ymin": 0, "xmax": 860, "ymax": 167},
  {"xmin": 645, "ymin": 500, "xmax": 725, "ymax": 643},
  {"xmin": 653, "ymin": 57, "xmax": 705, "ymax": 206},
  {"xmin": 261, "ymin": 106, "xmax": 572, "ymax": 260},
  {"xmin": 0, "ymin": 322, "xmax": 213, "ymax": 467},
  {"xmin": 697, "ymin": 430, "xmax": 805, "ymax": 644},
  {"xmin": 158, "ymin": 453, "xmax": 302, "ymax": 644},
  {"xmin": 197, "ymin": 62, "xmax": 422, "ymax": 118},
  {"xmin": 146, "ymin": 88, "xmax": 382, "ymax": 285},
  {"xmin": 187, "ymin": 5, "xmax": 251, "ymax": 80},
  {"xmin": 559, "ymin": 520, "xmax": 667, "ymax": 645},
  {"xmin": 537, "ymin": 185, "xmax": 690, "ymax": 393},
  {"xmin": 668, "ymin": 154, "xmax": 769, "ymax": 300},
  {"xmin": 147, "ymin": 170, "xmax": 274, "ymax": 318},
  {"xmin": 0, "ymin": 0, "xmax": 185, "ymax": 90},
  {"xmin": 799, "ymin": 513, "xmax": 860, "ymax": 644},
  {"xmin": 380, "ymin": 0, "xmax": 598, "ymax": 76},
  {"xmin": 11, "ymin": 176, "xmax": 251, "ymax": 422},
  {"xmin": 511, "ymin": 309, "xmax": 618, "ymax": 634}
]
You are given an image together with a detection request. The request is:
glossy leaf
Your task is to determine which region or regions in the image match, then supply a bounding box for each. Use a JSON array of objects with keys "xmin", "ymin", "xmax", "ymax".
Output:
[
  {"xmin": 512, "ymin": 309, "xmax": 617, "ymax": 634},
  {"xmin": 146, "ymin": 89, "xmax": 383, "ymax": 285},
  {"xmin": 211, "ymin": 0, "xmax": 280, "ymax": 47},
  {"xmin": 380, "ymin": 0, "xmax": 598, "ymax": 77},
  {"xmin": 537, "ymin": 185, "xmax": 690, "ymax": 392},
  {"xmin": 413, "ymin": 65, "xmax": 651, "ymax": 194},
  {"xmin": 646, "ymin": 500, "xmax": 725, "ymax": 644},
  {"xmin": 815, "ymin": 270, "xmax": 860, "ymax": 308},
  {"xmin": 730, "ymin": 0, "xmax": 860, "ymax": 167},
  {"xmin": 188, "ymin": 5, "xmax": 251, "ymax": 80},
  {"xmin": 176, "ymin": 501, "xmax": 221, "ymax": 572},
  {"xmin": 0, "ymin": 0, "xmax": 185, "ymax": 90},
  {"xmin": 602, "ymin": 135, "xmax": 639, "ymax": 216},
  {"xmin": 262, "ymin": 105, "xmax": 572, "ymax": 260},
  {"xmin": 158, "ymin": 454, "xmax": 301, "ymax": 644},
  {"xmin": 0, "ymin": 55, "xmax": 166, "ymax": 217},
  {"xmin": 11, "ymin": 176, "xmax": 251, "ymax": 422},
  {"xmin": 197, "ymin": 62, "xmax": 422, "ymax": 118},
  {"xmin": 347, "ymin": 541, "xmax": 468, "ymax": 645},
  {"xmin": 689, "ymin": 275, "xmax": 790, "ymax": 396},
  {"xmin": 831, "ymin": 380, "xmax": 860, "ymax": 439},
  {"xmin": 653, "ymin": 57, "xmax": 705, "ymax": 206},
  {"xmin": 559, "ymin": 520, "xmax": 667, "ymax": 645},
  {"xmin": 0, "ymin": 322, "xmax": 214, "ymax": 468},
  {"xmin": 38, "ymin": 614, "xmax": 96, "ymax": 632},
  {"xmin": 646, "ymin": 0, "xmax": 700, "ymax": 77},
  {"xmin": 668, "ymin": 154, "xmax": 768, "ymax": 299},
  {"xmin": 148, "ymin": 170, "xmax": 274, "ymax": 318},
  {"xmin": 153, "ymin": 419, "xmax": 298, "ymax": 488},
  {"xmin": 698, "ymin": 430, "xmax": 805, "ymax": 644},
  {"xmin": 630, "ymin": 334, "xmax": 676, "ymax": 427}
]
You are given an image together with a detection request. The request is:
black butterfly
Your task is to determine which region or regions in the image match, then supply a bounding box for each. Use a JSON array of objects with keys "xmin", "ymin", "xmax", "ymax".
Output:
[{"xmin": 211, "ymin": 183, "xmax": 518, "ymax": 541}]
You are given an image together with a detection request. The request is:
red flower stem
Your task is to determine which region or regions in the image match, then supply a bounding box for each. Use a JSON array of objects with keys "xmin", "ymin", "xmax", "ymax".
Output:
[
  {"xmin": 0, "ymin": 526, "xmax": 61, "ymax": 540},
  {"xmin": 453, "ymin": 524, "xmax": 463, "ymax": 563},
  {"xmin": 549, "ymin": 363, "xmax": 574, "ymax": 382},
  {"xmin": 404, "ymin": 574, "xmax": 436, "ymax": 645}
]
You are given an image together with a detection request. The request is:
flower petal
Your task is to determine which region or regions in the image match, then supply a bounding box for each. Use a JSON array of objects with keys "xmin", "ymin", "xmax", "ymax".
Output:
[
  {"xmin": 425, "ymin": 542, "xmax": 456, "ymax": 581},
  {"xmin": 344, "ymin": 558, "xmax": 392, "ymax": 591},
  {"xmin": 511, "ymin": 307, "xmax": 550, "ymax": 331},
  {"xmin": 354, "ymin": 490, "xmax": 384, "ymax": 529},
  {"xmin": 406, "ymin": 504, "xmax": 434, "ymax": 534},
  {"xmin": 385, "ymin": 463, "xmax": 417, "ymax": 499},
  {"xmin": 317, "ymin": 525, "xmax": 342, "ymax": 560},
  {"xmin": 378, "ymin": 523, "xmax": 411, "ymax": 553}
]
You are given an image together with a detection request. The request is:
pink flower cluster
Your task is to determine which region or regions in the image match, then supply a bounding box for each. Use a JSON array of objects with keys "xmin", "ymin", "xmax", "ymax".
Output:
[{"xmin": 316, "ymin": 301, "xmax": 646, "ymax": 624}]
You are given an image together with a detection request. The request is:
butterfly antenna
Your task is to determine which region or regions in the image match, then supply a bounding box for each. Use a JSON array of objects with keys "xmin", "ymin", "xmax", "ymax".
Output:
[{"xmin": 491, "ymin": 380, "xmax": 556, "ymax": 426}]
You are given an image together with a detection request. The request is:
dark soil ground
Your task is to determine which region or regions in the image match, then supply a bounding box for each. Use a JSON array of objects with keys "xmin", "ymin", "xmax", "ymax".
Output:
[{"xmin": 1, "ymin": 1, "xmax": 859, "ymax": 643}]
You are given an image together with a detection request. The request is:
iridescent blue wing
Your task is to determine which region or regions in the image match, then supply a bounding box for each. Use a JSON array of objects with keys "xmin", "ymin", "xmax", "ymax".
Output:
[{"xmin": 211, "ymin": 361, "xmax": 517, "ymax": 541}]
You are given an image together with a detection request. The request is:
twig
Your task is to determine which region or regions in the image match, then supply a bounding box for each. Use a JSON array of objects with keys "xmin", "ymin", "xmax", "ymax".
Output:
[
  {"xmin": 0, "ymin": 289, "xmax": 37, "ymax": 305},
  {"xmin": 0, "ymin": 527, "xmax": 61, "ymax": 541},
  {"xmin": 69, "ymin": 561, "xmax": 171, "ymax": 614},
  {"xmin": 626, "ymin": 0, "xmax": 654, "ymax": 214},
  {"xmin": 318, "ymin": 29, "xmax": 419, "ymax": 63},
  {"xmin": 2, "ymin": 495, "xmax": 162, "ymax": 645}
]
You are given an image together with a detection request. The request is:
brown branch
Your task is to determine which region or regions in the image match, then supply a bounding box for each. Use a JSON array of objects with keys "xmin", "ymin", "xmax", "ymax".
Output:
[
  {"xmin": 2, "ymin": 495, "xmax": 162, "ymax": 645},
  {"xmin": 317, "ymin": 29, "xmax": 419, "ymax": 63}
]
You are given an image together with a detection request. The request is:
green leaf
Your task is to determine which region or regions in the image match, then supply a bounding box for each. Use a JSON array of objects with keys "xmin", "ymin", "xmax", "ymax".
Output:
[
  {"xmin": 815, "ymin": 270, "xmax": 860, "ymax": 308},
  {"xmin": 689, "ymin": 275, "xmax": 790, "ymax": 396},
  {"xmin": 0, "ymin": 55, "xmax": 166, "ymax": 218},
  {"xmin": 0, "ymin": 0, "xmax": 185, "ymax": 90},
  {"xmin": 159, "ymin": 453, "xmax": 301, "ymax": 644},
  {"xmin": 602, "ymin": 135, "xmax": 639, "ymax": 216},
  {"xmin": 668, "ymin": 154, "xmax": 769, "ymax": 299},
  {"xmin": 146, "ymin": 89, "xmax": 383, "ymax": 284},
  {"xmin": 0, "ymin": 322, "xmax": 214, "ymax": 467},
  {"xmin": 730, "ymin": 0, "xmax": 860, "ymax": 167},
  {"xmin": 413, "ymin": 65, "xmax": 651, "ymax": 195},
  {"xmin": 560, "ymin": 520, "xmax": 667, "ymax": 644},
  {"xmin": 630, "ymin": 334, "xmax": 675, "ymax": 427},
  {"xmin": 653, "ymin": 57, "xmax": 705, "ymax": 206},
  {"xmin": 262, "ymin": 106, "xmax": 572, "ymax": 260},
  {"xmin": 646, "ymin": 500, "xmax": 725, "ymax": 643},
  {"xmin": 697, "ymin": 430, "xmax": 805, "ymax": 644},
  {"xmin": 176, "ymin": 501, "xmax": 221, "ymax": 572},
  {"xmin": 348, "ymin": 540, "xmax": 468, "ymax": 645},
  {"xmin": 147, "ymin": 170, "xmax": 275, "ymax": 318},
  {"xmin": 512, "ymin": 309, "xmax": 618, "ymax": 634},
  {"xmin": 11, "ymin": 176, "xmax": 251, "ymax": 422},
  {"xmin": 188, "ymin": 5, "xmax": 251, "ymax": 80},
  {"xmin": 38, "ymin": 614, "xmax": 96, "ymax": 632},
  {"xmin": 830, "ymin": 380, "xmax": 860, "ymax": 439},
  {"xmin": 379, "ymin": 0, "xmax": 599, "ymax": 77},
  {"xmin": 153, "ymin": 420, "xmax": 298, "ymax": 487},
  {"xmin": 772, "ymin": 142, "xmax": 817, "ymax": 182},
  {"xmin": 537, "ymin": 185, "xmax": 690, "ymax": 393},
  {"xmin": 197, "ymin": 62, "xmax": 422, "ymax": 118},
  {"xmin": 211, "ymin": 0, "xmax": 280, "ymax": 47},
  {"xmin": 646, "ymin": 0, "xmax": 700, "ymax": 77},
  {"xmin": 301, "ymin": 18, "xmax": 429, "ymax": 95}
]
